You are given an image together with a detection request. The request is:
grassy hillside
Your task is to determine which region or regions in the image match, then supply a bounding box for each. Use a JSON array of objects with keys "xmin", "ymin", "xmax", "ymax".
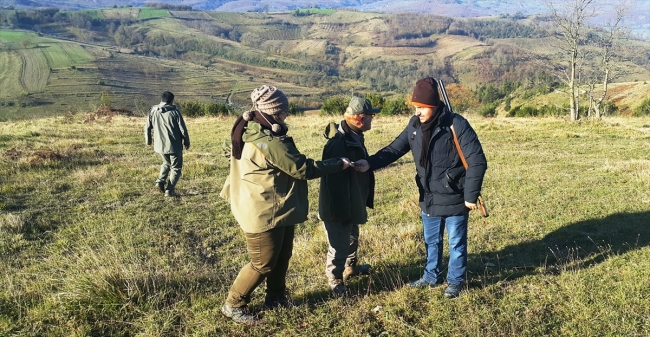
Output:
[
  {"xmin": 1, "ymin": 8, "xmax": 649, "ymax": 120},
  {"xmin": 1, "ymin": 113, "xmax": 649, "ymax": 335}
]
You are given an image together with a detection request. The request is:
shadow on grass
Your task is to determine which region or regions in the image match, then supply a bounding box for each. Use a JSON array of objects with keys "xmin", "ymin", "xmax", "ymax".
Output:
[
  {"xmin": 467, "ymin": 211, "xmax": 650, "ymax": 288},
  {"xmin": 295, "ymin": 211, "xmax": 650, "ymax": 304},
  {"xmin": 294, "ymin": 260, "xmax": 426, "ymax": 306}
]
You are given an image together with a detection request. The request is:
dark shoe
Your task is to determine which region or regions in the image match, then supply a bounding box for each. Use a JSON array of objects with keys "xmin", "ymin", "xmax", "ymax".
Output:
[
  {"xmin": 221, "ymin": 304, "xmax": 259, "ymax": 325},
  {"xmin": 407, "ymin": 278, "xmax": 443, "ymax": 288},
  {"xmin": 164, "ymin": 189, "xmax": 175, "ymax": 197},
  {"xmin": 264, "ymin": 292, "xmax": 294, "ymax": 310},
  {"xmin": 444, "ymin": 283, "xmax": 461, "ymax": 298},
  {"xmin": 329, "ymin": 278, "xmax": 348, "ymax": 295},
  {"xmin": 343, "ymin": 264, "xmax": 371, "ymax": 281},
  {"xmin": 156, "ymin": 182, "xmax": 165, "ymax": 193}
]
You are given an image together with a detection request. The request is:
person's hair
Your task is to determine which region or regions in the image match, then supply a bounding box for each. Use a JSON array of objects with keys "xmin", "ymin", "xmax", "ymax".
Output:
[
  {"xmin": 161, "ymin": 91, "xmax": 175, "ymax": 104},
  {"xmin": 343, "ymin": 110, "xmax": 365, "ymax": 129}
]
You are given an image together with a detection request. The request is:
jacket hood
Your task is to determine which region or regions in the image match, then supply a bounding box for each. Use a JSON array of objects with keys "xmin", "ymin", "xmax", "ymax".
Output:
[
  {"xmin": 242, "ymin": 121, "xmax": 272, "ymax": 143},
  {"xmin": 323, "ymin": 121, "xmax": 341, "ymax": 140}
]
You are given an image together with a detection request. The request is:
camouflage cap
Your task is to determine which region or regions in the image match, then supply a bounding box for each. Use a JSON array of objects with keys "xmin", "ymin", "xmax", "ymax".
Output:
[{"xmin": 346, "ymin": 96, "xmax": 380, "ymax": 115}]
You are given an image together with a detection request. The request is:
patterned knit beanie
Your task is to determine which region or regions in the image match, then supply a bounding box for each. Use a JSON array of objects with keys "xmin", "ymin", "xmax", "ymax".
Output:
[{"xmin": 250, "ymin": 85, "xmax": 289, "ymax": 115}]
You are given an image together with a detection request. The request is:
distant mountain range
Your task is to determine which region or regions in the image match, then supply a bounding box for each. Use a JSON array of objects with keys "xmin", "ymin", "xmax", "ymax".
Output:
[{"xmin": 2, "ymin": 0, "xmax": 649, "ymax": 39}]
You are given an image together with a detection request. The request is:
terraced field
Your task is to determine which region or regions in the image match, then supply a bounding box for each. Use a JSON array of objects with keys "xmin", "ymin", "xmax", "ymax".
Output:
[
  {"xmin": 17, "ymin": 48, "xmax": 50, "ymax": 92},
  {"xmin": 137, "ymin": 8, "xmax": 170, "ymax": 20},
  {"xmin": 101, "ymin": 8, "xmax": 138, "ymax": 20},
  {"xmin": 207, "ymin": 12, "xmax": 270, "ymax": 25},
  {"xmin": 0, "ymin": 51, "xmax": 23, "ymax": 98},
  {"xmin": 255, "ymin": 25, "xmax": 302, "ymax": 40},
  {"xmin": 169, "ymin": 11, "xmax": 214, "ymax": 20},
  {"xmin": 41, "ymin": 43, "xmax": 94, "ymax": 69}
]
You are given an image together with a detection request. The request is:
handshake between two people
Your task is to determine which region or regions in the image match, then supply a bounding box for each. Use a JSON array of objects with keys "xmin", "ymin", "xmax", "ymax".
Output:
[{"xmin": 341, "ymin": 159, "xmax": 370, "ymax": 172}]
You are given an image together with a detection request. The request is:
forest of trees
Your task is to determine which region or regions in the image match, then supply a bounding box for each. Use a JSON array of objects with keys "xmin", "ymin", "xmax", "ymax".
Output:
[{"xmin": 447, "ymin": 19, "xmax": 545, "ymax": 40}]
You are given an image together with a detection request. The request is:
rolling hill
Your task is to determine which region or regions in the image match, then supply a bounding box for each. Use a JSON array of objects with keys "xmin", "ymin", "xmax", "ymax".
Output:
[{"xmin": 0, "ymin": 7, "xmax": 649, "ymax": 120}]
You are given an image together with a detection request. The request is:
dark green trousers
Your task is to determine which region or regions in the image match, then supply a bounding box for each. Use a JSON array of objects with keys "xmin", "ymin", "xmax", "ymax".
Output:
[{"xmin": 226, "ymin": 225, "xmax": 294, "ymax": 308}]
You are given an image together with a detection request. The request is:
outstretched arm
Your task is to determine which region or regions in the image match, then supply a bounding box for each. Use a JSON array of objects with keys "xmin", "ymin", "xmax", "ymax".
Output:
[{"xmin": 364, "ymin": 127, "xmax": 411, "ymax": 171}]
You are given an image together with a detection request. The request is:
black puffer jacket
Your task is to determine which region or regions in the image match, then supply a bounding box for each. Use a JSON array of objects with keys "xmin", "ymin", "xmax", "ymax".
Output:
[
  {"xmin": 318, "ymin": 121, "xmax": 375, "ymax": 224},
  {"xmin": 367, "ymin": 108, "xmax": 487, "ymax": 216}
]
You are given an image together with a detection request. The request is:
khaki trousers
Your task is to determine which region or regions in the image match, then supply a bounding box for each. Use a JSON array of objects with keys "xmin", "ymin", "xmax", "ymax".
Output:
[
  {"xmin": 226, "ymin": 225, "xmax": 294, "ymax": 308},
  {"xmin": 323, "ymin": 221, "xmax": 359, "ymax": 281}
]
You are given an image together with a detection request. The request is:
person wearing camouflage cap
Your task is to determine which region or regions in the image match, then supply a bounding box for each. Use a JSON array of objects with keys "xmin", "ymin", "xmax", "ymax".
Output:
[
  {"xmin": 220, "ymin": 85, "xmax": 352, "ymax": 324},
  {"xmin": 318, "ymin": 96, "xmax": 379, "ymax": 295}
]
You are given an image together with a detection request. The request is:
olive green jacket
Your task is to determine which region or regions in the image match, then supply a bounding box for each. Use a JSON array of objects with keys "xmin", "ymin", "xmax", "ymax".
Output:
[
  {"xmin": 220, "ymin": 122, "xmax": 345, "ymax": 233},
  {"xmin": 318, "ymin": 121, "xmax": 375, "ymax": 224},
  {"xmin": 144, "ymin": 102, "xmax": 190, "ymax": 154}
]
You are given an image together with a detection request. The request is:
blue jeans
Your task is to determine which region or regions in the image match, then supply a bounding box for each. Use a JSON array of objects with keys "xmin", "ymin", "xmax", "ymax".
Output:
[{"xmin": 420, "ymin": 211, "xmax": 468, "ymax": 285}]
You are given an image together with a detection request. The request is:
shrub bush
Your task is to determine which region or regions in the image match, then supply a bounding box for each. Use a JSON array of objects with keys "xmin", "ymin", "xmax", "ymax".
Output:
[
  {"xmin": 289, "ymin": 102, "xmax": 303, "ymax": 115},
  {"xmin": 364, "ymin": 93, "xmax": 385, "ymax": 110},
  {"xmin": 381, "ymin": 96, "xmax": 410, "ymax": 115},
  {"xmin": 203, "ymin": 102, "xmax": 234, "ymax": 116},
  {"xmin": 538, "ymin": 104, "xmax": 564, "ymax": 116},
  {"xmin": 178, "ymin": 101, "xmax": 204, "ymax": 117},
  {"xmin": 320, "ymin": 95, "xmax": 349, "ymax": 115},
  {"xmin": 603, "ymin": 101, "xmax": 618, "ymax": 116},
  {"xmin": 633, "ymin": 98, "xmax": 650, "ymax": 116},
  {"xmin": 515, "ymin": 105, "xmax": 538, "ymax": 117},
  {"xmin": 479, "ymin": 102, "xmax": 498, "ymax": 117}
]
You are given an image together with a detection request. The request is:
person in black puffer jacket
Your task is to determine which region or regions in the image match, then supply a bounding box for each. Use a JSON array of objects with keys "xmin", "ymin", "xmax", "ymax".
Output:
[
  {"xmin": 353, "ymin": 77, "xmax": 487, "ymax": 299},
  {"xmin": 318, "ymin": 97, "xmax": 377, "ymax": 295}
]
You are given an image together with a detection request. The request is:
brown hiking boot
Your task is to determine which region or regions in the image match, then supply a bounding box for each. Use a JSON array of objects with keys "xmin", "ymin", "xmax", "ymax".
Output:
[
  {"xmin": 329, "ymin": 278, "xmax": 348, "ymax": 295},
  {"xmin": 343, "ymin": 264, "xmax": 371, "ymax": 281}
]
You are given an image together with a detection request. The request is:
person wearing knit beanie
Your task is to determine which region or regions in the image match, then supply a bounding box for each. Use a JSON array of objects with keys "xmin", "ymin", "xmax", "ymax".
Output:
[
  {"xmin": 221, "ymin": 85, "xmax": 353, "ymax": 325},
  {"xmin": 411, "ymin": 77, "xmax": 442, "ymax": 108},
  {"xmin": 351, "ymin": 77, "xmax": 488, "ymax": 300},
  {"xmin": 251, "ymin": 85, "xmax": 289, "ymax": 115}
]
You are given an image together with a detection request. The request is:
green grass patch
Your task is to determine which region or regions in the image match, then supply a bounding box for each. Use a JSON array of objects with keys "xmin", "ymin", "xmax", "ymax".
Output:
[
  {"xmin": 1, "ymin": 115, "xmax": 649, "ymax": 335},
  {"xmin": 137, "ymin": 8, "xmax": 171, "ymax": 20},
  {"xmin": 0, "ymin": 30, "xmax": 36, "ymax": 43},
  {"xmin": 294, "ymin": 8, "xmax": 336, "ymax": 15},
  {"xmin": 81, "ymin": 9, "xmax": 104, "ymax": 20},
  {"xmin": 39, "ymin": 43, "xmax": 93, "ymax": 69}
]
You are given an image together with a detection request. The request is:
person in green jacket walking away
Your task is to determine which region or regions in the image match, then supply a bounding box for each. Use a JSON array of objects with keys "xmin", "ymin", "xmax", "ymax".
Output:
[
  {"xmin": 319, "ymin": 97, "xmax": 377, "ymax": 295},
  {"xmin": 144, "ymin": 91, "xmax": 190, "ymax": 197},
  {"xmin": 220, "ymin": 85, "xmax": 352, "ymax": 325}
]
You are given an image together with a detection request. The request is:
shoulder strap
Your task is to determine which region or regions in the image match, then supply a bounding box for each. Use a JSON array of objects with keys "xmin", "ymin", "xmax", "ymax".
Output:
[
  {"xmin": 449, "ymin": 119, "xmax": 468, "ymax": 170},
  {"xmin": 450, "ymin": 119, "xmax": 489, "ymax": 217}
]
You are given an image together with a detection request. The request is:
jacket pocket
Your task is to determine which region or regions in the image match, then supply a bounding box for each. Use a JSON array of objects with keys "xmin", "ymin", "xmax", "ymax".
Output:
[
  {"xmin": 415, "ymin": 173, "xmax": 425, "ymax": 202},
  {"xmin": 445, "ymin": 171, "xmax": 465, "ymax": 194},
  {"xmin": 431, "ymin": 178, "xmax": 455, "ymax": 195}
]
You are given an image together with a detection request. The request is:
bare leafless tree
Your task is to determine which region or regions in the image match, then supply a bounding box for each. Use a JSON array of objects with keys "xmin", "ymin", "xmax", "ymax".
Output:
[
  {"xmin": 541, "ymin": 0, "xmax": 598, "ymax": 120},
  {"xmin": 590, "ymin": 0, "xmax": 633, "ymax": 118}
]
